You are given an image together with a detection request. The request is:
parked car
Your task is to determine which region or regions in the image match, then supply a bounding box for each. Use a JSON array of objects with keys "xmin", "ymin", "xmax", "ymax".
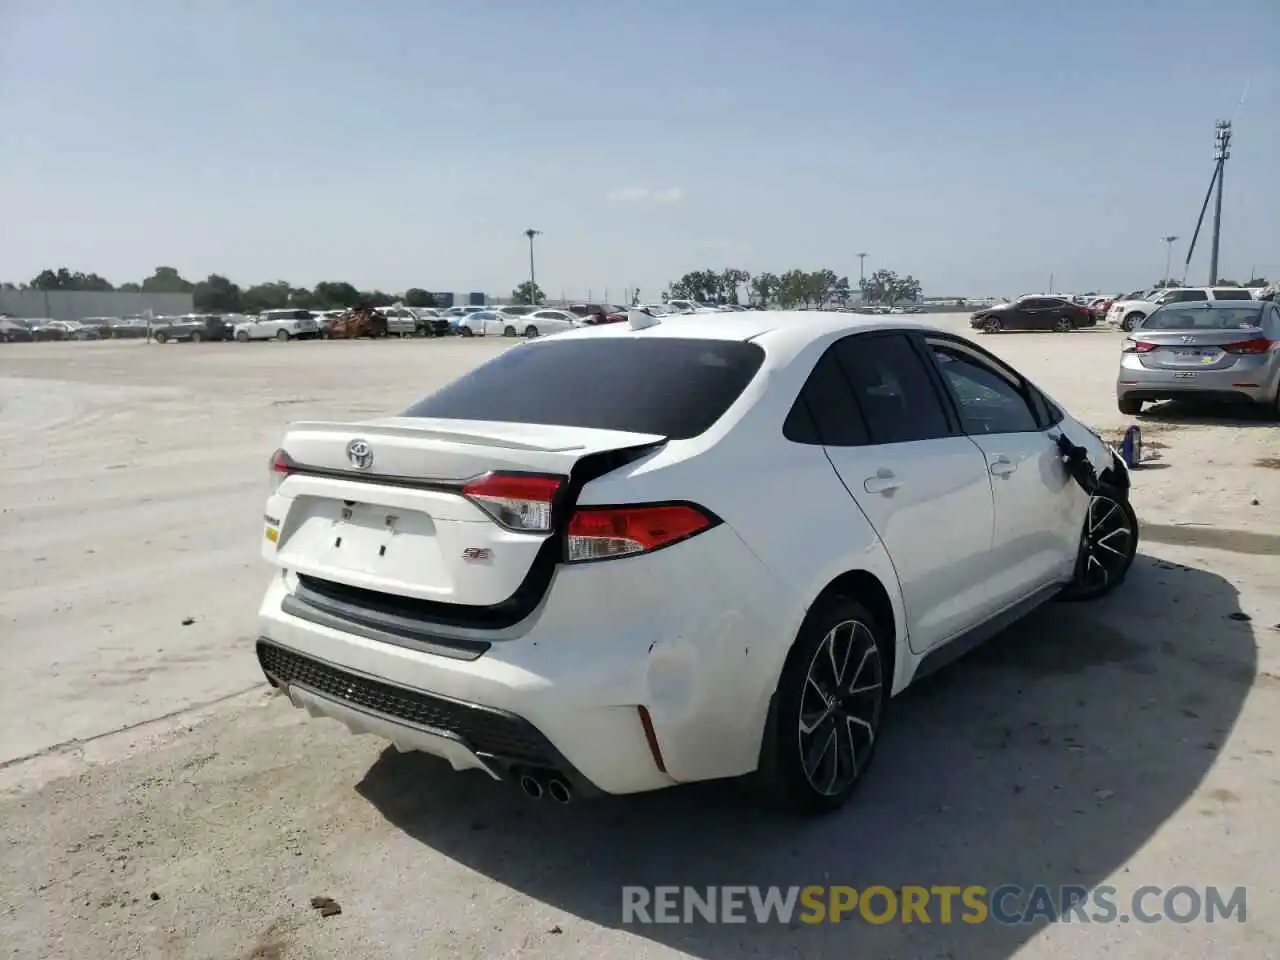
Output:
[
  {"xmin": 234, "ymin": 309, "xmax": 320, "ymax": 342},
  {"xmin": 409, "ymin": 307, "xmax": 452, "ymax": 337},
  {"xmin": 151, "ymin": 313, "xmax": 235, "ymax": 343},
  {"xmin": 567, "ymin": 303, "xmax": 616, "ymax": 322},
  {"xmin": 375, "ymin": 306, "xmax": 418, "ymax": 337},
  {"xmin": 1106, "ymin": 287, "xmax": 1256, "ymax": 332},
  {"xmin": 456, "ymin": 310, "xmax": 507, "ymax": 337},
  {"xmin": 1116, "ymin": 299, "xmax": 1280, "ymax": 416},
  {"xmin": 0, "ymin": 318, "xmax": 33, "ymax": 343},
  {"xmin": 515, "ymin": 309, "xmax": 583, "ymax": 338},
  {"xmin": 970, "ymin": 296, "xmax": 1093, "ymax": 333},
  {"xmin": 320, "ymin": 308, "xmax": 388, "ymax": 339},
  {"xmin": 256, "ymin": 310, "xmax": 1135, "ymax": 811}
]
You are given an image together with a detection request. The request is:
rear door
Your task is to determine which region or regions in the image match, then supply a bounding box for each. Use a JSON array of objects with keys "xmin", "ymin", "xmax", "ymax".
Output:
[
  {"xmin": 817, "ymin": 333, "xmax": 998, "ymax": 653},
  {"xmin": 923, "ymin": 336, "xmax": 1081, "ymax": 607}
]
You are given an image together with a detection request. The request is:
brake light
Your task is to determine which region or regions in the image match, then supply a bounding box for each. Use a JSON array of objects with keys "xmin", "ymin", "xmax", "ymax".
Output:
[
  {"xmin": 269, "ymin": 448, "xmax": 297, "ymax": 491},
  {"xmin": 566, "ymin": 503, "xmax": 717, "ymax": 562},
  {"xmin": 1222, "ymin": 337, "xmax": 1273, "ymax": 355},
  {"xmin": 462, "ymin": 472, "xmax": 563, "ymax": 532},
  {"xmin": 1123, "ymin": 339, "xmax": 1157, "ymax": 353}
]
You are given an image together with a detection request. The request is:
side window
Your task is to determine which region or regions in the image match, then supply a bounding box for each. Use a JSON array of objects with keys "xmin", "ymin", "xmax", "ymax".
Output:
[
  {"xmin": 1181, "ymin": 290, "xmax": 1208, "ymax": 302},
  {"xmin": 929, "ymin": 345, "xmax": 1040, "ymax": 434},
  {"xmin": 783, "ymin": 347, "xmax": 868, "ymax": 446},
  {"xmin": 833, "ymin": 335, "xmax": 951, "ymax": 444}
]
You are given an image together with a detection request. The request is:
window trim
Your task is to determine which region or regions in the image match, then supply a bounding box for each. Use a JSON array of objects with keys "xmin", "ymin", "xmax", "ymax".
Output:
[
  {"xmin": 834, "ymin": 330, "xmax": 961, "ymax": 446},
  {"xmin": 919, "ymin": 332, "xmax": 1056, "ymax": 434}
]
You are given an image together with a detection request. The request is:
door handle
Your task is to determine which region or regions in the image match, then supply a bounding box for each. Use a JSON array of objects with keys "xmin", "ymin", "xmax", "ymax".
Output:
[
  {"xmin": 863, "ymin": 469, "xmax": 901, "ymax": 494},
  {"xmin": 989, "ymin": 456, "xmax": 1017, "ymax": 477}
]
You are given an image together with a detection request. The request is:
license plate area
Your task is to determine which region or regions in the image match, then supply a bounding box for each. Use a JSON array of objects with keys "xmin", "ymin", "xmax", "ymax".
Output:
[
  {"xmin": 1173, "ymin": 371, "xmax": 1197, "ymax": 379},
  {"xmin": 1168, "ymin": 347, "xmax": 1221, "ymax": 365}
]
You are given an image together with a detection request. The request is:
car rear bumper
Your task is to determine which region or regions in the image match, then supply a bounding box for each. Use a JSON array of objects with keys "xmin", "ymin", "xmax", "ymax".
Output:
[
  {"xmin": 1117, "ymin": 361, "xmax": 1277, "ymax": 404},
  {"xmin": 256, "ymin": 525, "xmax": 801, "ymax": 795}
]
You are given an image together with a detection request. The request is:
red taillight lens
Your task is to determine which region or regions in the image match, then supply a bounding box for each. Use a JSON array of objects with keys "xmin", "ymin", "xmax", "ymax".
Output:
[
  {"xmin": 1222, "ymin": 337, "xmax": 1273, "ymax": 355},
  {"xmin": 566, "ymin": 503, "xmax": 716, "ymax": 562},
  {"xmin": 462, "ymin": 472, "xmax": 563, "ymax": 532},
  {"xmin": 1122, "ymin": 339, "xmax": 1157, "ymax": 353},
  {"xmin": 269, "ymin": 448, "xmax": 297, "ymax": 490}
]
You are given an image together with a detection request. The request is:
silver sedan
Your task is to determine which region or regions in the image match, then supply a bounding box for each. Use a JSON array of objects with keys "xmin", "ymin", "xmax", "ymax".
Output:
[{"xmin": 1116, "ymin": 300, "xmax": 1280, "ymax": 416}]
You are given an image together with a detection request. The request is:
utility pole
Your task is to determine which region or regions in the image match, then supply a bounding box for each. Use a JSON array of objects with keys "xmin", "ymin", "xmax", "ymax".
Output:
[
  {"xmin": 524, "ymin": 229, "xmax": 541, "ymax": 303},
  {"xmin": 1208, "ymin": 121, "xmax": 1231, "ymax": 284},
  {"xmin": 1161, "ymin": 235, "xmax": 1179, "ymax": 287},
  {"xmin": 857, "ymin": 252, "xmax": 867, "ymax": 287}
]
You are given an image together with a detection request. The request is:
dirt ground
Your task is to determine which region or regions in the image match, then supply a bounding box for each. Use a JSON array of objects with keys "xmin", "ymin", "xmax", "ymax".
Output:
[{"xmin": 1, "ymin": 320, "xmax": 1277, "ymax": 960}]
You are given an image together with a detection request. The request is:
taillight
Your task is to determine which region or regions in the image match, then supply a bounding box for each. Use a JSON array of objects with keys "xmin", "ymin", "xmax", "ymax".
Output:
[
  {"xmin": 566, "ymin": 503, "xmax": 717, "ymax": 562},
  {"xmin": 462, "ymin": 472, "xmax": 563, "ymax": 532},
  {"xmin": 269, "ymin": 448, "xmax": 297, "ymax": 491},
  {"xmin": 1122, "ymin": 339, "xmax": 1157, "ymax": 353},
  {"xmin": 1222, "ymin": 337, "xmax": 1273, "ymax": 355}
]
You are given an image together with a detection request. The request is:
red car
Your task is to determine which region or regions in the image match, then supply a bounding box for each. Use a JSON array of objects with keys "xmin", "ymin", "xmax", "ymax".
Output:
[{"xmin": 568, "ymin": 303, "xmax": 627, "ymax": 325}]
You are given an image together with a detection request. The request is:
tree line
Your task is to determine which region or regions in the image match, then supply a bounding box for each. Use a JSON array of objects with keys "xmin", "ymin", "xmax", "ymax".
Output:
[
  {"xmin": 667, "ymin": 267, "xmax": 922, "ymax": 309},
  {"xmin": 2, "ymin": 267, "xmax": 442, "ymax": 313}
]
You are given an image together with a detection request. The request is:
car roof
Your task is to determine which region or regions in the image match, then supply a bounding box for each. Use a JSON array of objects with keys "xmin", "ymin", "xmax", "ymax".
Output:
[{"xmin": 545, "ymin": 309, "xmax": 936, "ymax": 361}]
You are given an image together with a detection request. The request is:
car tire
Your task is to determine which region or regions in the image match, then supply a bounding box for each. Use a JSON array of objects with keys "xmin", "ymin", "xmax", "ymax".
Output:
[
  {"xmin": 755, "ymin": 595, "xmax": 888, "ymax": 815},
  {"xmin": 1118, "ymin": 397, "xmax": 1143, "ymax": 415},
  {"xmin": 983, "ymin": 317, "xmax": 1001, "ymax": 334},
  {"xmin": 275, "ymin": 329, "xmax": 290, "ymax": 341},
  {"xmin": 503, "ymin": 325, "xmax": 517, "ymax": 337},
  {"xmin": 525, "ymin": 326, "xmax": 539, "ymax": 338},
  {"xmin": 1054, "ymin": 318, "xmax": 1072, "ymax": 332},
  {"xmin": 235, "ymin": 330, "xmax": 250, "ymax": 342},
  {"xmin": 1056, "ymin": 482, "xmax": 1139, "ymax": 602},
  {"xmin": 1121, "ymin": 313, "xmax": 1144, "ymax": 332},
  {"xmin": 460, "ymin": 327, "xmax": 473, "ymax": 337},
  {"xmin": 189, "ymin": 331, "xmax": 202, "ymax": 344},
  {"xmin": 153, "ymin": 331, "xmax": 168, "ymax": 344}
]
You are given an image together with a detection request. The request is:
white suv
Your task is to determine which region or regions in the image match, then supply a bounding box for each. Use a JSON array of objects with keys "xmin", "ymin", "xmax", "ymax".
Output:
[
  {"xmin": 256, "ymin": 311, "xmax": 1133, "ymax": 812},
  {"xmin": 1107, "ymin": 287, "xmax": 1257, "ymax": 331}
]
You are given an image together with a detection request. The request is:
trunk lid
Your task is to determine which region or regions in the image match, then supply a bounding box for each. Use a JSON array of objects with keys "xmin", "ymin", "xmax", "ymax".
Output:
[
  {"xmin": 267, "ymin": 418, "xmax": 665, "ymax": 607},
  {"xmin": 1132, "ymin": 327, "xmax": 1264, "ymax": 371}
]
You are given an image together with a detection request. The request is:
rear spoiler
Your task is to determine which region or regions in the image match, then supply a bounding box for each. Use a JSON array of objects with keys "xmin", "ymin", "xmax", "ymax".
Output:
[{"xmin": 285, "ymin": 420, "xmax": 667, "ymax": 454}]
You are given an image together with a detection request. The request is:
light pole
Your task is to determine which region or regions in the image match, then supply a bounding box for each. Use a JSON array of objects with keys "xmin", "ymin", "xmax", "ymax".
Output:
[
  {"xmin": 857, "ymin": 252, "xmax": 868, "ymax": 304},
  {"xmin": 1161, "ymin": 235, "xmax": 1179, "ymax": 287},
  {"xmin": 524, "ymin": 229, "xmax": 541, "ymax": 304},
  {"xmin": 1208, "ymin": 120, "xmax": 1231, "ymax": 284}
]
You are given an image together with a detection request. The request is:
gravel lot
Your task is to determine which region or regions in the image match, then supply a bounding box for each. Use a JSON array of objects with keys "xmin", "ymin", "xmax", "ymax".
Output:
[{"xmin": 1, "ymin": 320, "xmax": 1277, "ymax": 959}]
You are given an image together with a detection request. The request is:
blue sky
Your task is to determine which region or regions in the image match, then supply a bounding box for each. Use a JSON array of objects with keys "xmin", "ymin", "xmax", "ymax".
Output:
[{"xmin": 2, "ymin": 0, "xmax": 1277, "ymax": 300}]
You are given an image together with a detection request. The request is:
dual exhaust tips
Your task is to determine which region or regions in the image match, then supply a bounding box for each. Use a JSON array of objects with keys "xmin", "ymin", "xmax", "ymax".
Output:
[{"xmin": 519, "ymin": 771, "xmax": 573, "ymax": 804}]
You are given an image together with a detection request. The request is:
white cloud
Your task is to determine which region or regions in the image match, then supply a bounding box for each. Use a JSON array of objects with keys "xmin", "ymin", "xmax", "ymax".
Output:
[{"xmin": 607, "ymin": 186, "xmax": 685, "ymax": 204}]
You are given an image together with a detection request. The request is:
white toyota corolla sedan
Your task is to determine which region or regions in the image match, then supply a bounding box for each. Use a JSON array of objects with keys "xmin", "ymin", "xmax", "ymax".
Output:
[{"xmin": 256, "ymin": 310, "xmax": 1138, "ymax": 813}]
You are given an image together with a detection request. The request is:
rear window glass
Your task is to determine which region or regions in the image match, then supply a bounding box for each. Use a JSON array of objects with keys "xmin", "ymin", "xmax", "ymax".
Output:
[
  {"xmin": 1142, "ymin": 306, "xmax": 1264, "ymax": 330},
  {"xmin": 403, "ymin": 338, "xmax": 765, "ymax": 439},
  {"xmin": 1210, "ymin": 289, "xmax": 1255, "ymax": 301}
]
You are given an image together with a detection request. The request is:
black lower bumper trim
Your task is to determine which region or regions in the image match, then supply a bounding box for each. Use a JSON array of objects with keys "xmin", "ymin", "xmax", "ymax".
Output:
[{"xmin": 256, "ymin": 639, "xmax": 598, "ymax": 794}]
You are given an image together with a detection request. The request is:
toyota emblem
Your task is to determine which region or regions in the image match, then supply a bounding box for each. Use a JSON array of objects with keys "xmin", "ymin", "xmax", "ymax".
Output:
[{"xmin": 346, "ymin": 439, "xmax": 373, "ymax": 469}]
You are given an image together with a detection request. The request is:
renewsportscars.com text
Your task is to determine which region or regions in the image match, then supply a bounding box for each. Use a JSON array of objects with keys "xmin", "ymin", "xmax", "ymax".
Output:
[{"xmin": 621, "ymin": 884, "xmax": 1247, "ymax": 925}]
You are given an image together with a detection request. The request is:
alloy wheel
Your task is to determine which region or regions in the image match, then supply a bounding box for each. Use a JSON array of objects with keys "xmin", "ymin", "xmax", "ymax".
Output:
[
  {"xmin": 797, "ymin": 619, "xmax": 884, "ymax": 797},
  {"xmin": 983, "ymin": 318, "xmax": 1001, "ymax": 333},
  {"xmin": 1077, "ymin": 494, "xmax": 1135, "ymax": 591}
]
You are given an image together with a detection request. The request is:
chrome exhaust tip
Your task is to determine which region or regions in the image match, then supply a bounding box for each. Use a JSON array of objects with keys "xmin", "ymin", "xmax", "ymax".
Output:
[
  {"xmin": 546, "ymin": 778, "xmax": 572, "ymax": 804},
  {"xmin": 518, "ymin": 774, "xmax": 543, "ymax": 799}
]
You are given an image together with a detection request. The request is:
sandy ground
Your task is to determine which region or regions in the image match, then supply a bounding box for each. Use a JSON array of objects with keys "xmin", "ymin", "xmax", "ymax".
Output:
[{"xmin": 0, "ymin": 320, "xmax": 1277, "ymax": 960}]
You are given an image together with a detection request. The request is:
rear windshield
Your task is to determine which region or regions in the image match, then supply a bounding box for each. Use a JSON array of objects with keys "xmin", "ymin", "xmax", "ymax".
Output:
[
  {"xmin": 403, "ymin": 337, "xmax": 765, "ymax": 439},
  {"xmin": 1142, "ymin": 305, "xmax": 1263, "ymax": 330}
]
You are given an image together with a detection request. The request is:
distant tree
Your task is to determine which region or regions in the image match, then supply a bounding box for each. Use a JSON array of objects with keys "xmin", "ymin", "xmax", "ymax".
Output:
[
  {"xmin": 117, "ymin": 282, "xmax": 141, "ymax": 292},
  {"xmin": 719, "ymin": 268, "xmax": 750, "ymax": 304},
  {"xmin": 241, "ymin": 281, "xmax": 293, "ymax": 313},
  {"xmin": 361, "ymin": 290, "xmax": 396, "ymax": 307},
  {"xmin": 312, "ymin": 281, "xmax": 361, "ymax": 309},
  {"xmin": 750, "ymin": 272, "xmax": 780, "ymax": 306},
  {"xmin": 511, "ymin": 281, "xmax": 545, "ymax": 305},
  {"xmin": 29, "ymin": 267, "xmax": 114, "ymax": 291},
  {"xmin": 403, "ymin": 288, "xmax": 437, "ymax": 308},
  {"xmin": 192, "ymin": 274, "xmax": 243, "ymax": 312},
  {"xmin": 1243, "ymin": 277, "xmax": 1268, "ymax": 288},
  {"xmin": 832, "ymin": 275, "xmax": 853, "ymax": 306},
  {"xmin": 140, "ymin": 266, "xmax": 194, "ymax": 293},
  {"xmin": 862, "ymin": 269, "xmax": 921, "ymax": 307}
]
